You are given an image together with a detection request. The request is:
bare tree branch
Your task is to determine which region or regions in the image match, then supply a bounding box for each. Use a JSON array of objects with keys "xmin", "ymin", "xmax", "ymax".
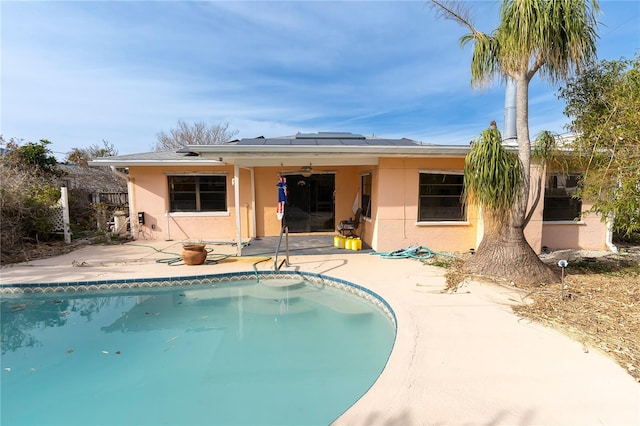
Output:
[{"xmin": 153, "ymin": 121, "xmax": 239, "ymax": 151}]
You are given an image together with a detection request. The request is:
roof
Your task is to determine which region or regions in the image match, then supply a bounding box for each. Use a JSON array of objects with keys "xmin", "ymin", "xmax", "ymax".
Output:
[
  {"xmin": 89, "ymin": 150, "xmax": 224, "ymax": 167},
  {"xmin": 58, "ymin": 164, "xmax": 127, "ymax": 192},
  {"xmin": 232, "ymin": 136, "xmax": 421, "ymax": 147},
  {"xmin": 89, "ymin": 132, "xmax": 471, "ymax": 168}
]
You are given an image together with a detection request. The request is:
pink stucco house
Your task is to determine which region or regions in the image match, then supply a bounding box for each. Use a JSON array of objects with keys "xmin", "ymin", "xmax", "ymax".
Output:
[{"xmin": 91, "ymin": 132, "xmax": 615, "ymax": 255}]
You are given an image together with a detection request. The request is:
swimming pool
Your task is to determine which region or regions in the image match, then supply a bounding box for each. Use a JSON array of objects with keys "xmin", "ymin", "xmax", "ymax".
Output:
[{"xmin": 1, "ymin": 272, "xmax": 395, "ymax": 425}]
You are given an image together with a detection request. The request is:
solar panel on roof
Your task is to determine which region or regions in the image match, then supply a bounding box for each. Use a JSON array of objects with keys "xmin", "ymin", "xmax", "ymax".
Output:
[
  {"xmin": 296, "ymin": 132, "xmax": 365, "ymax": 139},
  {"xmin": 237, "ymin": 136, "xmax": 421, "ymax": 147},
  {"xmin": 365, "ymin": 139, "xmax": 419, "ymax": 146}
]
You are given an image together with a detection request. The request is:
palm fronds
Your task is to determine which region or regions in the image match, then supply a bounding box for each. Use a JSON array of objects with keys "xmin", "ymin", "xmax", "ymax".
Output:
[{"xmin": 464, "ymin": 126, "xmax": 523, "ymax": 216}]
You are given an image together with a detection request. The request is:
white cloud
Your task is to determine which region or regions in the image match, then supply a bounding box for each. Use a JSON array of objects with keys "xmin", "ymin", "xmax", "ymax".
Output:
[{"xmin": 1, "ymin": 0, "xmax": 637, "ymax": 157}]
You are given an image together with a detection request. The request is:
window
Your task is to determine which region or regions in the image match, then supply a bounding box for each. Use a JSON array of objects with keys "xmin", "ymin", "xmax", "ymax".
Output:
[
  {"xmin": 361, "ymin": 173, "xmax": 372, "ymax": 218},
  {"xmin": 168, "ymin": 175, "xmax": 227, "ymax": 212},
  {"xmin": 543, "ymin": 173, "xmax": 582, "ymax": 221},
  {"xmin": 418, "ymin": 173, "xmax": 465, "ymax": 221}
]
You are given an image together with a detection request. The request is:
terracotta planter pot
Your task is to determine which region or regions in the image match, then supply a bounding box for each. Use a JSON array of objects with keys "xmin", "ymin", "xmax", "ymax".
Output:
[{"xmin": 182, "ymin": 244, "xmax": 207, "ymax": 265}]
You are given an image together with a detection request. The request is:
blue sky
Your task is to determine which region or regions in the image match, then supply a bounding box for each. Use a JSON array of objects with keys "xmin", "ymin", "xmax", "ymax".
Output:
[{"xmin": 1, "ymin": 1, "xmax": 638, "ymax": 158}]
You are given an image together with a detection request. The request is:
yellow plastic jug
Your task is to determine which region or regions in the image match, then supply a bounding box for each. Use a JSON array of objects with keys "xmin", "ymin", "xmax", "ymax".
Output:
[{"xmin": 345, "ymin": 237, "xmax": 353, "ymax": 250}]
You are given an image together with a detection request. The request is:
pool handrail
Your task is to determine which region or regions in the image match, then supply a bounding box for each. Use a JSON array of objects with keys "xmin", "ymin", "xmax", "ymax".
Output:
[{"xmin": 274, "ymin": 223, "xmax": 290, "ymax": 271}]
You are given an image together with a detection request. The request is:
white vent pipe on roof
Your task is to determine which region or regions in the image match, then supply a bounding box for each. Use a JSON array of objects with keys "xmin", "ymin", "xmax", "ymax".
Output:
[{"xmin": 503, "ymin": 78, "xmax": 517, "ymax": 145}]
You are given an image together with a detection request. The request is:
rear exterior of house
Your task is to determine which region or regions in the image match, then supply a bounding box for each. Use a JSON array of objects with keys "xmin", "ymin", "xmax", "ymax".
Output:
[{"xmin": 91, "ymin": 132, "xmax": 613, "ymax": 254}]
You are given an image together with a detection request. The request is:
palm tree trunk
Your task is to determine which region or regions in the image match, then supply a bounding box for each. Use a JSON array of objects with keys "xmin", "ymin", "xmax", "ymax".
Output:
[
  {"xmin": 464, "ymin": 210, "xmax": 557, "ymax": 285},
  {"xmin": 514, "ymin": 74, "xmax": 531, "ymax": 227},
  {"xmin": 464, "ymin": 76, "xmax": 557, "ymax": 286}
]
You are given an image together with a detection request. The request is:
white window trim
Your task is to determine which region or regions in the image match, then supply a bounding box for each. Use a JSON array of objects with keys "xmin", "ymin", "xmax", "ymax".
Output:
[
  {"xmin": 167, "ymin": 173, "xmax": 228, "ymax": 214},
  {"xmin": 360, "ymin": 172, "xmax": 373, "ymax": 219},
  {"xmin": 543, "ymin": 172, "xmax": 583, "ymax": 222},
  {"xmin": 418, "ymin": 169, "xmax": 464, "ymax": 175},
  {"xmin": 542, "ymin": 220, "xmax": 586, "ymax": 225},
  {"xmin": 168, "ymin": 211, "xmax": 230, "ymax": 218},
  {"xmin": 418, "ymin": 170, "xmax": 467, "ymax": 223},
  {"xmin": 416, "ymin": 221, "xmax": 471, "ymax": 226}
]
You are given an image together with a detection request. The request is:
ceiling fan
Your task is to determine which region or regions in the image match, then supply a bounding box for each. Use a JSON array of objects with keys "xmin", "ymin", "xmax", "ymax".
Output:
[{"xmin": 280, "ymin": 164, "xmax": 314, "ymax": 177}]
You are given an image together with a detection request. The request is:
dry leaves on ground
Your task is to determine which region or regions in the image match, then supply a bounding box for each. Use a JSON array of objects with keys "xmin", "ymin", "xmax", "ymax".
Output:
[
  {"xmin": 1, "ymin": 237, "xmax": 116, "ymax": 265},
  {"xmin": 513, "ymin": 262, "xmax": 640, "ymax": 382}
]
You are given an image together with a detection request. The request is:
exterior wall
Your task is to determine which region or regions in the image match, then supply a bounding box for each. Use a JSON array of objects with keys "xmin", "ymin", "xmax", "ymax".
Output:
[
  {"xmin": 538, "ymin": 165, "xmax": 609, "ymax": 251},
  {"xmin": 255, "ymin": 166, "xmax": 363, "ymax": 238},
  {"xmin": 125, "ymin": 158, "xmax": 610, "ymax": 253},
  {"xmin": 254, "ymin": 167, "xmax": 282, "ymax": 237},
  {"xmin": 523, "ymin": 164, "xmax": 545, "ymax": 254},
  {"xmin": 541, "ymin": 204, "xmax": 608, "ymax": 251},
  {"xmin": 129, "ymin": 165, "xmax": 252, "ymax": 241},
  {"xmin": 129, "ymin": 164, "xmax": 366, "ymax": 242},
  {"xmin": 370, "ymin": 157, "xmax": 479, "ymax": 253},
  {"xmin": 339, "ymin": 166, "xmax": 374, "ymax": 243},
  {"xmin": 331, "ymin": 167, "xmax": 360, "ymax": 235}
]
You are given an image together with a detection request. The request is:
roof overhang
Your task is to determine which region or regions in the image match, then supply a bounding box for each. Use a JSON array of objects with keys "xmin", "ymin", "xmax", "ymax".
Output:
[
  {"xmin": 88, "ymin": 144, "xmax": 471, "ymax": 168},
  {"xmin": 189, "ymin": 144, "xmax": 471, "ymax": 167},
  {"xmin": 88, "ymin": 158, "xmax": 225, "ymax": 167}
]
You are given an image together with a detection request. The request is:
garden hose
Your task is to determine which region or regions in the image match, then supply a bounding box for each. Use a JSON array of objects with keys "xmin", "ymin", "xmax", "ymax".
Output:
[
  {"xmin": 128, "ymin": 243, "xmax": 230, "ymax": 266},
  {"xmin": 370, "ymin": 245, "xmax": 455, "ymax": 260},
  {"xmin": 129, "ymin": 242, "xmax": 269, "ymax": 270}
]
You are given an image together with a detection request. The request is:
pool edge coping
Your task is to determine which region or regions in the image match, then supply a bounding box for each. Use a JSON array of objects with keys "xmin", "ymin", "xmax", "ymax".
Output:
[{"xmin": 0, "ymin": 270, "xmax": 397, "ymax": 330}]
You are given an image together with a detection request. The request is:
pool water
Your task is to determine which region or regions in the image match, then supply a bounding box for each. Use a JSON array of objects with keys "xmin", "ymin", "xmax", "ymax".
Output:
[{"xmin": 1, "ymin": 278, "xmax": 395, "ymax": 425}]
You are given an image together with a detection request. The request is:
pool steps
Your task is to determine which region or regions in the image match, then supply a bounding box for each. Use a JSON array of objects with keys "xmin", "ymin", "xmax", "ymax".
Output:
[{"xmin": 179, "ymin": 280, "xmax": 373, "ymax": 316}]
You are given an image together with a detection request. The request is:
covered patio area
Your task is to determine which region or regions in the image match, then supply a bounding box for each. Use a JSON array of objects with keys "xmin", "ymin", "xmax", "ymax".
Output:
[{"xmin": 240, "ymin": 233, "xmax": 372, "ymax": 257}]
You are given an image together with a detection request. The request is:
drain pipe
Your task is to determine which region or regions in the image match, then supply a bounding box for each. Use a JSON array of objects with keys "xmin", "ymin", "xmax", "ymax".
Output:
[{"xmin": 110, "ymin": 166, "xmax": 136, "ymax": 238}]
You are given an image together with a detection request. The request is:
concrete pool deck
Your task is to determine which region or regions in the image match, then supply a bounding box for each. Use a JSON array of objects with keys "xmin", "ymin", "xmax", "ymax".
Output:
[{"xmin": 1, "ymin": 240, "xmax": 639, "ymax": 425}]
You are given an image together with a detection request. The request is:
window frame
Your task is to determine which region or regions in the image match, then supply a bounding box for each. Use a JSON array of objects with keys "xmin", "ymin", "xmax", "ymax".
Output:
[
  {"xmin": 167, "ymin": 174, "xmax": 228, "ymax": 214},
  {"xmin": 543, "ymin": 173, "xmax": 583, "ymax": 222},
  {"xmin": 417, "ymin": 171, "xmax": 467, "ymax": 223},
  {"xmin": 360, "ymin": 173, "xmax": 372, "ymax": 219}
]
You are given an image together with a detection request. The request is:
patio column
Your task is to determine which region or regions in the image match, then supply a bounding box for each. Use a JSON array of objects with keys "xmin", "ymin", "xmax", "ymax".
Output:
[
  {"xmin": 250, "ymin": 167, "xmax": 256, "ymax": 238},
  {"xmin": 239, "ymin": 166, "xmax": 257, "ymax": 239},
  {"xmin": 234, "ymin": 164, "xmax": 242, "ymax": 256}
]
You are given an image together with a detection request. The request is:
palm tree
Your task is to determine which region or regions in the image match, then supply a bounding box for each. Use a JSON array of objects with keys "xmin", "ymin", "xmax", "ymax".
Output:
[
  {"xmin": 465, "ymin": 123, "xmax": 522, "ymax": 235},
  {"xmin": 431, "ymin": 0, "xmax": 600, "ymax": 284}
]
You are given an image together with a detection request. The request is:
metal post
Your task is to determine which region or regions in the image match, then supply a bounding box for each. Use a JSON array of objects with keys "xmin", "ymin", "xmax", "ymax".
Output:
[
  {"xmin": 558, "ymin": 259, "xmax": 568, "ymax": 299},
  {"xmin": 60, "ymin": 187, "xmax": 71, "ymax": 244}
]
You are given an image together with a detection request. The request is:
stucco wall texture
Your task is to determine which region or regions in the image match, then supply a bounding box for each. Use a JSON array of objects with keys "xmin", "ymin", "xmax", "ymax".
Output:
[{"xmin": 126, "ymin": 158, "xmax": 608, "ymax": 253}]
